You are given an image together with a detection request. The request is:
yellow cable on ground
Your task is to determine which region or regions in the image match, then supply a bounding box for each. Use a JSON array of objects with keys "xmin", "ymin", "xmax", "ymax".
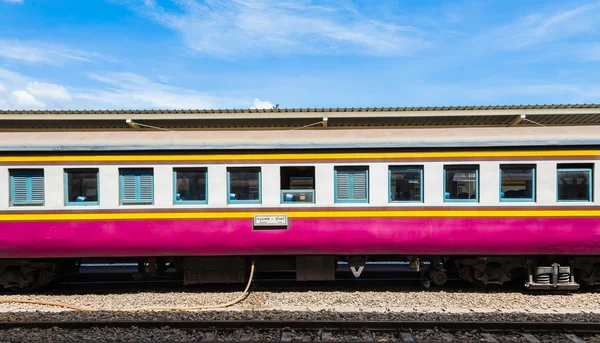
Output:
[
  {"xmin": 0, "ymin": 298, "xmax": 98, "ymax": 311},
  {"xmin": 0, "ymin": 260, "xmax": 255, "ymax": 312}
]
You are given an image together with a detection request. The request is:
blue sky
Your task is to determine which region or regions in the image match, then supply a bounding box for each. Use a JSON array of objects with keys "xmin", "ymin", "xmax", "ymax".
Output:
[{"xmin": 0, "ymin": 0, "xmax": 599, "ymax": 110}]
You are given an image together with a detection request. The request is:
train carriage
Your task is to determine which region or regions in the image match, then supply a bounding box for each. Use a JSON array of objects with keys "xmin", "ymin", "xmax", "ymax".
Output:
[{"xmin": 1, "ymin": 105, "xmax": 600, "ymax": 290}]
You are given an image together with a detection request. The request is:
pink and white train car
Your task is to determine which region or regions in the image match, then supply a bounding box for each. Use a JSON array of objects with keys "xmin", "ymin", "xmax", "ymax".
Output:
[{"xmin": 0, "ymin": 105, "xmax": 600, "ymax": 290}]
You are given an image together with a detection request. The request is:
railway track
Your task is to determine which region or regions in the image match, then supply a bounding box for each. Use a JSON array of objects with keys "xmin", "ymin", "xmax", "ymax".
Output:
[{"xmin": 1, "ymin": 320, "xmax": 599, "ymax": 342}]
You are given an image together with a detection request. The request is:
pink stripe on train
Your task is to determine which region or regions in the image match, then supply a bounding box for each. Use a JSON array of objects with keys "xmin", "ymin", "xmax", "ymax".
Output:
[{"xmin": 0, "ymin": 217, "xmax": 599, "ymax": 258}]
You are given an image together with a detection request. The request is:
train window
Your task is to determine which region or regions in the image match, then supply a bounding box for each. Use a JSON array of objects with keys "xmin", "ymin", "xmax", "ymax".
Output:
[
  {"xmin": 500, "ymin": 165, "xmax": 535, "ymax": 202},
  {"xmin": 557, "ymin": 164, "xmax": 593, "ymax": 202},
  {"xmin": 173, "ymin": 168, "xmax": 208, "ymax": 204},
  {"xmin": 389, "ymin": 166, "xmax": 423, "ymax": 203},
  {"xmin": 335, "ymin": 166, "xmax": 369, "ymax": 203},
  {"xmin": 227, "ymin": 167, "xmax": 261, "ymax": 204},
  {"xmin": 280, "ymin": 166, "xmax": 315, "ymax": 204},
  {"xmin": 119, "ymin": 168, "xmax": 154, "ymax": 205},
  {"xmin": 64, "ymin": 169, "xmax": 99, "ymax": 206},
  {"xmin": 444, "ymin": 165, "xmax": 479, "ymax": 202},
  {"xmin": 9, "ymin": 169, "xmax": 44, "ymax": 206}
]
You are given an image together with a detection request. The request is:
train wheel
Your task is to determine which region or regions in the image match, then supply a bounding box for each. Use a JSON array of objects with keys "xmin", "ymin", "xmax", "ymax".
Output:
[
  {"xmin": 457, "ymin": 265, "xmax": 503, "ymax": 289},
  {"xmin": 6, "ymin": 270, "xmax": 44, "ymax": 292},
  {"xmin": 458, "ymin": 265, "xmax": 484, "ymax": 288},
  {"xmin": 1, "ymin": 262, "xmax": 55, "ymax": 292},
  {"xmin": 428, "ymin": 269, "xmax": 448, "ymax": 286}
]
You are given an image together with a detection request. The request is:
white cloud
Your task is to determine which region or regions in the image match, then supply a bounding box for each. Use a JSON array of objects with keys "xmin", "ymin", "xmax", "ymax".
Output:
[
  {"xmin": 250, "ymin": 98, "xmax": 274, "ymax": 109},
  {"xmin": 3, "ymin": 0, "xmax": 24, "ymax": 3},
  {"xmin": 10, "ymin": 90, "xmax": 45, "ymax": 108},
  {"xmin": 134, "ymin": 0, "xmax": 429, "ymax": 56},
  {"xmin": 78, "ymin": 72, "xmax": 251, "ymax": 109},
  {"xmin": 0, "ymin": 67, "xmax": 28, "ymax": 85},
  {"xmin": 0, "ymin": 68, "xmax": 77, "ymax": 109},
  {"xmin": 484, "ymin": 1, "xmax": 600, "ymax": 50},
  {"xmin": 26, "ymin": 81, "xmax": 72, "ymax": 102},
  {"xmin": 0, "ymin": 67, "xmax": 270, "ymax": 110},
  {"xmin": 0, "ymin": 39, "xmax": 104, "ymax": 64}
]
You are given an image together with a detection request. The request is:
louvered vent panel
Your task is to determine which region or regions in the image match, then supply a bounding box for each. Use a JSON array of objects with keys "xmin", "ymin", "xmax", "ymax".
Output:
[
  {"xmin": 30, "ymin": 175, "xmax": 45, "ymax": 203},
  {"xmin": 12, "ymin": 176, "xmax": 29, "ymax": 202},
  {"xmin": 336, "ymin": 172, "xmax": 351, "ymax": 200},
  {"xmin": 352, "ymin": 171, "xmax": 367, "ymax": 200},
  {"xmin": 122, "ymin": 174, "xmax": 138, "ymax": 201},
  {"xmin": 138, "ymin": 174, "xmax": 154, "ymax": 202}
]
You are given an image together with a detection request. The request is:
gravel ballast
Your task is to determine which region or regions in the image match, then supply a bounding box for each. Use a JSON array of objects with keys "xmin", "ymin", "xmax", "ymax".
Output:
[
  {"xmin": 2, "ymin": 287, "xmax": 600, "ymax": 342},
  {"xmin": 1, "ymin": 288, "xmax": 600, "ymax": 312}
]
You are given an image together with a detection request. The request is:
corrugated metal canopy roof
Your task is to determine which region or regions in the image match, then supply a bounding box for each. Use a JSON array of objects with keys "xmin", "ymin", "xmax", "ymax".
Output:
[
  {"xmin": 3, "ymin": 103, "xmax": 600, "ymax": 114},
  {"xmin": 1, "ymin": 104, "xmax": 600, "ymax": 131}
]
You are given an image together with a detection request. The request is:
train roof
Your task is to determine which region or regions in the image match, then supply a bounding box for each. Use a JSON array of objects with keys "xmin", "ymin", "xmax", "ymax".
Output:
[
  {"xmin": 1, "ymin": 126, "xmax": 599, "ymax": 151},
  {"xmin": 1, "ymin": 104, "xmax": 600, "ymax": 131}
]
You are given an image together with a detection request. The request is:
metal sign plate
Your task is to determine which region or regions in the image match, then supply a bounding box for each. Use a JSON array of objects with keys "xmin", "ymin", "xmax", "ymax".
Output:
[{"xmin": 253, "ymin": 214, "xmax": 289, "ymax": 227}]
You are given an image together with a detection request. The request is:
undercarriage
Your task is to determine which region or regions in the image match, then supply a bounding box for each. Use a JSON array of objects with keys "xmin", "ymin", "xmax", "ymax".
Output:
[{"xmin": 2, "ymin": 255, "xmax": 598, "ymax": 291}]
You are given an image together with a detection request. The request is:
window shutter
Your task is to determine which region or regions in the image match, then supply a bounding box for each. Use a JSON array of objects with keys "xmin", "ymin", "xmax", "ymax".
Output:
[
  {"xmin": 352, "ymin": 170, "xmax": 367, "ymax": 200},
  {"xmin": 10, "ymin": 170, "xmax": 44, "ymax": 205},
  {"xmin": 122, "ymin": 174, "xmax": 138, "ymax": 201},
  {"xmin": 12, "ymin": 175, "xmax": 29, "ymax": 203},
  {"xmin": 138, "ymin": 173, "xmax": 153, "ymax": 202},
  {"xmin": 30, "ymin": 174, "xmax": 45, "ymax": 203},
  {"xmin": 336, "ymin": 171, "xmax": 351, "ymax": 200},
  {"xmin": 121, "ymin": 170, "xmax": 153, "ymax": 204},
  {"xmin": 336, "ymin": 167, "xmax": 368, "ymax": 202}
]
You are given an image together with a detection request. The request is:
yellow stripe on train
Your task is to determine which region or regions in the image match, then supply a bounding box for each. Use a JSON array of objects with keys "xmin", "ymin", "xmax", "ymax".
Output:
[{"xmin": 0, "ymin": 149, "xmax": 599, "ymax": 163}]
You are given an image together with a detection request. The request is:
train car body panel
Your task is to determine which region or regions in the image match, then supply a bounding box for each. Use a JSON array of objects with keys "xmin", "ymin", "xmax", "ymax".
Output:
[{"xmin": 1, "ymin": 208, "xmax": 599, "ymax": 258}]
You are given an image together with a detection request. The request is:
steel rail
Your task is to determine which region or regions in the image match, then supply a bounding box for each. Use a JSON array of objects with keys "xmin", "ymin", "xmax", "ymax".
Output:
[{"xmin": 1, "ymin": 320, "xmax": 599, "ymax": 333}]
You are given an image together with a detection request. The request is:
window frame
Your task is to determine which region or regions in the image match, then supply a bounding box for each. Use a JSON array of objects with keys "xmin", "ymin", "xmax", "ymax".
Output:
[
  {"xmin": 388, "ymin": 166, "xmax": 424, "ymax": 203},
  {"xmin": 227, "ymin": 167, "xmax": 262, "ymax": 205},
  {"xmin": 119, "ymin": 168, "xmax": 154, "ymax": 205},
  {"xmin": 9, "ymin": 169, "xmax": 45, "ymax": 207},
  {"xmin": 173, "ymin": 167, "xmax": 208, "ymax": 205},
  {"xmin": 334, "ymin": 166, "xmax": 369, "ymax": 204},
  {"xmin": 556, "ymin": 167, "xmax": 593, "ymax": 203},
  {"xmin": 279, "ymin": 166, "xmax": 316, "ymax": 204},
  {"xmin": 499, "ymin": 165, "xmax": 536, "ymax": 203},
  {"xmin": 64, "ymin": 168, "xmax": 100, "ymax": 206},
  {"xmin": 443, "ymin": 165, "xmax": 479, "ymax": 203}
]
